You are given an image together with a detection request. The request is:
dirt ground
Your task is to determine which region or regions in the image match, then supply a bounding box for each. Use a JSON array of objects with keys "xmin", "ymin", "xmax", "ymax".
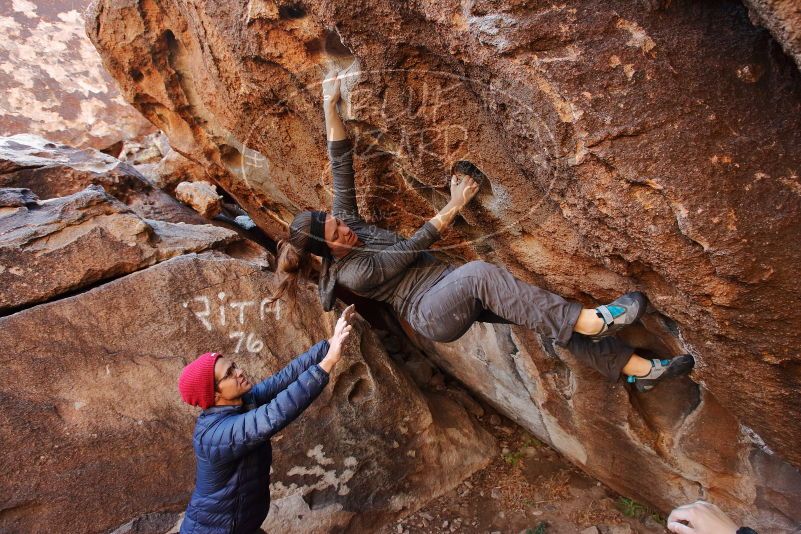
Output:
[{"xmin": 381, "ymin": 412, "xmax": 668, "ymax": 534}]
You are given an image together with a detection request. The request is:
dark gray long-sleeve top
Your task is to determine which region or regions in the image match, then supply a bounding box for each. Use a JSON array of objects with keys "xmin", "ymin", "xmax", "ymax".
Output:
[{"xmin": 317, "ymin": 139, "xmax": 450, "ymax": 319}]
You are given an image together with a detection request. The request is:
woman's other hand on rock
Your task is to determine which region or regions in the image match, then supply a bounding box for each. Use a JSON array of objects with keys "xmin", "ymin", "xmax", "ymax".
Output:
[
  {"xmin": 430, "ymin": 175, "xmax": 480, "ymax": 232},
  {"xmin": 450, "ymin": 174, "xmax": 480, "ymax": 209}
]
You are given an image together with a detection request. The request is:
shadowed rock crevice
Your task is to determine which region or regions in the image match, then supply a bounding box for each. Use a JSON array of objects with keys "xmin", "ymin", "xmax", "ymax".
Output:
[
  {"xmin": 279, "ymin": 2, "xmax": 307, "ymax": 20},
  {"xmin": 324, "ymin": 29, "xmax": 354, "ymax": 58}
]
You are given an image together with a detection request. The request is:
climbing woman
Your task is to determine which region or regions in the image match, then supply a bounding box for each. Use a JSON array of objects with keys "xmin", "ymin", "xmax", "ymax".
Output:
[{"xmin": 272, "ymin": 72, "xmax": 693, "ymax": 391}]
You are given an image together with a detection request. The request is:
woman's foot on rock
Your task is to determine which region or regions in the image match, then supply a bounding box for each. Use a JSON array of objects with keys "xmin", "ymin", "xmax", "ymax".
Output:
[
  {"xmin": 627, "ymin": 354, "xmax": 695, "ymax": 392},
  {"xmin": 590, "ymin": 291, "xmax": 648, "ymax": 340}
]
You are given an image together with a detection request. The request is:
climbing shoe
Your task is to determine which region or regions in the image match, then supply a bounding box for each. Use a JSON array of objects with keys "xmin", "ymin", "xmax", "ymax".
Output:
[
  {"xmin": 590, "ymin": 291, "xmax": 648, "ymax": 340},
  {"xmin": 452, "ymin": 160, "xmax": 488, "ymax": 188},
  {"xmin": 626, "ymin": 354, "xmax": 695, "ymax": 392}
]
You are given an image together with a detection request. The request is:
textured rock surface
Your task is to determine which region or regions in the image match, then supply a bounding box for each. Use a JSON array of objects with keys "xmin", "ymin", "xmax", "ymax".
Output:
[
  {"xmin": 406, "ymin": 321, "xmax": 801, "ymax": 530},
  {"xmin": 175, "ymin": 180, "xmax": 223, "ymax": 218},
  {"xmin": 87, "ymin": 0, "xmax": 801, "ymax": 529},
  {"xmin": 0, "ymin": 0, "xmax": 153, "ymax": 148},
  {"xmin": 117, "ymin": 131, "xmax": 213, "ymax": 193},
  {"xmin": 0, "ymin": 184, "xmax": 238, "ymax": 312},
  {"xmin": 744, "ymin": 0, "xmax": 801, "ymax": 71},
  {"xmin": 0, "ymin": 134, "xmax": 206, "ymax": 224},
  {"xmin": 0, "ymin": 249, "xmax": 494, "ymax": 534}
]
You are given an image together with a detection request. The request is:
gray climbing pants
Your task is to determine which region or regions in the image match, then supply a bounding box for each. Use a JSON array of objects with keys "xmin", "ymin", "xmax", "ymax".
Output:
[{"xmin": 406, "ymin": 261, "xmax": 634, "ymax": 382}]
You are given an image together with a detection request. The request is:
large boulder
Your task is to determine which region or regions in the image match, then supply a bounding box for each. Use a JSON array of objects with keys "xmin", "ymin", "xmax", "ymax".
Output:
[
  {"xmin": 406, "ymin": 321, "xmax": 801, "ymax": 529},
  {"xmin": 0, "ymin": 185, "xmax": 239, "ymax": 312},
  {"xmin": 0, "ymin": 249, "xmax": 494, "ymax": 534},
  {"xmin": 86, "ymin": 0, "xmax": 801, "ymax": 529}
]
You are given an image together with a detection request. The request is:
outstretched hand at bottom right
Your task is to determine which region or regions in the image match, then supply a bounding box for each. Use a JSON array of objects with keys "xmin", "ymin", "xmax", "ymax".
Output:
[{"xmin": 667, "ymin": 501, "xmax": 739, "ymax": 534}]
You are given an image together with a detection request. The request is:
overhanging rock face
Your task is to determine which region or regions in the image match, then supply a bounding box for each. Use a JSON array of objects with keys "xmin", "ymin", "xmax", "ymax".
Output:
[{"xmin": 87, "ymin": 0, "xmax": 801, "ymax": 529}]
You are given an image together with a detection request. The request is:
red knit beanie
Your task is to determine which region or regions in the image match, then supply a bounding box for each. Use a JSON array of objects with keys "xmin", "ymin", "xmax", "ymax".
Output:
[{"xmin": 178, "ymin": 352, "xmax": 221, "ymax": 409}]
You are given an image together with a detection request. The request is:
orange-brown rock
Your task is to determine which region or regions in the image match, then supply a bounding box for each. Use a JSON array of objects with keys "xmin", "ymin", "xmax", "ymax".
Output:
[
  {"xmin": 175, "ymin": 180, "xmax": 224, "ymax": 218},
  {"xmin": 87, "ymin": 0, "xmax": 801, "ymax": 529},
  {"xmin": 117, "ymin": 131, "xmax": 213, "ymax": 193}
]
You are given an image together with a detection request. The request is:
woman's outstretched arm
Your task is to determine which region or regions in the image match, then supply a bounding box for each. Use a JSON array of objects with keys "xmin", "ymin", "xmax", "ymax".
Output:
[{"xmin": 323, "ymin": 72, "xmax": 360, "ymax": 222}]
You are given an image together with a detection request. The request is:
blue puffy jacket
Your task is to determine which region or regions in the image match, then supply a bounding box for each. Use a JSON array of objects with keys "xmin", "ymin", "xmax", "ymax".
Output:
[{"xmin": 180, "ymin": 340, "xmax": 331, "ymax": 534}]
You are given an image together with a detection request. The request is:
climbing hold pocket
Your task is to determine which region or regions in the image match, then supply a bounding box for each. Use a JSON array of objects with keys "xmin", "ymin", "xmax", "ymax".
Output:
[{"xmin": 452, "ymin": 160, "xmax": 489, "ymax": 188}]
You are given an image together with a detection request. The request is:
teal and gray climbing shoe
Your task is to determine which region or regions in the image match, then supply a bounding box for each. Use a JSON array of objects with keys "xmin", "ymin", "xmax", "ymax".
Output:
[
  {"xmin": 626, "ymin": 354, "xmax": 695, "ymax": 392},
  {"xmin": 590, "ymin": 291, "xmax": 648, "ymax": 340}
]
